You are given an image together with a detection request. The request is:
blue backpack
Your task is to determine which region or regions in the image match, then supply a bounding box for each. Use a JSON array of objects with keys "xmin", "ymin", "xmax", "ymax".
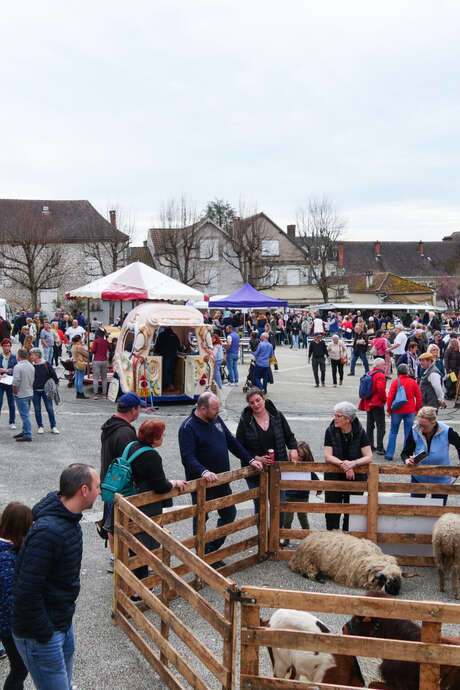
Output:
[
  {"xmin": 359, "ymin": 370, "xmax": 379, "ymax": 399},
  {"xmin": 391, "ymin": 377, "xmax": 408, "ymax": 411},
  {"xmin": 101, "ymin": 441, "xmax": 151, "ymax": 503}
]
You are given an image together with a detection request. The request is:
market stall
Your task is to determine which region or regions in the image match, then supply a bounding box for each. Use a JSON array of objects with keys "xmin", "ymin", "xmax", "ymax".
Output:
[{"xmin": 113, "ymin": 302, "xmax": 214, "ymax": 402}]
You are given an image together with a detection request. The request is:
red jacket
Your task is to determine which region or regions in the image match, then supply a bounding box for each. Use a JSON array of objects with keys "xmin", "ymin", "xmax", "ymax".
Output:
[
  {"xmin": 386, "ymin": 374, "xmax": 422, "ymax": 415},
  {"xmin": 358, "ymin": 368, "xmax": 387, "ymax": 411}
]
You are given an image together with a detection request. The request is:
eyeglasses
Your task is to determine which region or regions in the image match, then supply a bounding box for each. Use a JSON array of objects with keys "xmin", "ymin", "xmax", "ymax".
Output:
[{"xmin": 334, "ymin": 413, "xmax": 345, "ymax": 419}]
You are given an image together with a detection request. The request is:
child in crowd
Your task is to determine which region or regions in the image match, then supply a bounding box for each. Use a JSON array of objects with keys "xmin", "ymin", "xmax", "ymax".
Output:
[{"xmin": 282, "ymin": 441, "xmax": 321, "ymax": 543}]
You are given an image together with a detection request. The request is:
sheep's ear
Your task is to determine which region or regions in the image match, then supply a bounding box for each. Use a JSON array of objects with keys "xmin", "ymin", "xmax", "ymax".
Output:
[
  {"xmin": 363, "ymin": 616, "xmax": 372, "ymax": 623},
  {"xmin": 285, "ymin": 665, "xmax": 296, "ymax": 680}
]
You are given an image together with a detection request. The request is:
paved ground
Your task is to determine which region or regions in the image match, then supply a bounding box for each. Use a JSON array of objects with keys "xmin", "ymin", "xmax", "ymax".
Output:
[{"xmin": 1, "ymin": 345, "xmax": 460, "ymax": 688}]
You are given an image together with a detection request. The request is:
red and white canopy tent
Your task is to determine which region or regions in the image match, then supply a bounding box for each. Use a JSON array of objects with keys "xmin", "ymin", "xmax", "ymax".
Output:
[
  {"xmin": 65, "ymin": 261, "xmax": 204, "ymax": 346},
  {"xmin": 66, "ymin": 261, "xmax": 204, "ymax": 303}
]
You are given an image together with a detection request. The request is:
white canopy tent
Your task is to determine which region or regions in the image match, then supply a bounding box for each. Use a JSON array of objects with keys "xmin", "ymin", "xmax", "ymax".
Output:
[{"xmin": 66, "ymin": 261, "xmax": 203, "ymax": 302}]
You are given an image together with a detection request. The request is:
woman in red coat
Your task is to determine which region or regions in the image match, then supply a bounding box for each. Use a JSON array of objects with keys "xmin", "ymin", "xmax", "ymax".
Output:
[
  {"xmin": 358, "ymin": 358, "xmax": 387, "ymax": 454},
  {"xmin": 385, "ymin": 363, "xmax": 422, "ymax": 460}
]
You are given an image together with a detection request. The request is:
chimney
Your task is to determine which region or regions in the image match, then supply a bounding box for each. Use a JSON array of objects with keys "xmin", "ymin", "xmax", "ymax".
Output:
[
  {"xmin": 419, "ymin": 240, "xmax": 424, "ymax": 256},
  {"xmin": 109, "ymin": 209, "xmax": 117, "ymax": 227},
  {"xmin": 365, "ymin": 271, "xmax": 373, "ymax": 289},
  {"xmin": 287, "ymin": 224, "xmax": 296, "ymax": 239},
  {"xmin": 338, "ymin": 242, "xmax": 344, "ymax": 268},
  {"xmin": 375, "ymin": 240, "xmax": 381, "ymax": 257}
]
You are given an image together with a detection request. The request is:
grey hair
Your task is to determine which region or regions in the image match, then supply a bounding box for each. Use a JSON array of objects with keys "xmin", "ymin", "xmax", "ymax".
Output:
[
  {"xmin": 332, "ymin": 334, "xmax": 339, "ymax": 340},
  {"xmin": 196, "ymin": 391, "xmax": 217, "ymax": 409},
  {"xmin": 17, "ymin": 348, "xmax": 28, "ymax": 360},
  {"xmin": 30, "ymin": 348, "xmax": 42, "ymax": 358},
  {"xmin": 333, "ymin": 401, "xmax": 357, "ymax": 420},
  {"xmin": 397, "ymin": 363, "xmax": 409, "ymax": 375},
  {"xmin": 373, "ymin": 357, "xmax": 385, "ymax": 367},
  {"xmin": 260, "ymin": 332, "xmax": 268, "ymax": 340}
]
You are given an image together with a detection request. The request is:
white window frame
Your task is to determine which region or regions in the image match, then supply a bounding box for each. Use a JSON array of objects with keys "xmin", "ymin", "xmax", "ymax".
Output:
[
  {"xmin": 286, "ymin": 268, "xmax": 300, "ymax": 286},
  {"xmin": 261, "ymin": 240, "xmax": 280, "ymax": 256}
]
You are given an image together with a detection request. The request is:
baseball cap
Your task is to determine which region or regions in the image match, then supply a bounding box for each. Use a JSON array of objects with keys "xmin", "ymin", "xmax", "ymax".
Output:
[{"xmin": 119, "ymin": 393, "xmax": 146, "ymax": 408}]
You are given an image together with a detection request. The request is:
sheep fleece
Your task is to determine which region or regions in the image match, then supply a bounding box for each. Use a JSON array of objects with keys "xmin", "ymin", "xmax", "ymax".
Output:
[{"xmin": 289, "ymin": 530, "xmax": 401, "ymax": 589}]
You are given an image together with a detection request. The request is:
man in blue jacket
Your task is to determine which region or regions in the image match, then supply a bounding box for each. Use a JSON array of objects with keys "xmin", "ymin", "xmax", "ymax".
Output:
[
  {"xmin": 179, "ymin": 392, "xmax": 264, "ymax": 564},
  {"xmin": 252, "ymin": 332, "xmax": 273, "ymax": 393},
  {"xmin": 12, "ymin": 463, "xmax": 101, "ymax": 690},
  {"xmin": 0, "ymin": 338, "xmax": 17, "ymax": 429}
]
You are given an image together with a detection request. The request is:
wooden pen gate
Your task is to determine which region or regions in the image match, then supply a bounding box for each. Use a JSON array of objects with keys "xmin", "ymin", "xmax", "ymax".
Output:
[{"xmin": 113, "ymin": 462, "xmax": 460, "ymax": 689}]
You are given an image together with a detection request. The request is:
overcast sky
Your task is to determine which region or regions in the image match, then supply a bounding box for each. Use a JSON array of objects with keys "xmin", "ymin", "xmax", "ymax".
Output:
[{"xmin": 1, "ymin": 1, "xmax": 459, "ymax": 243}]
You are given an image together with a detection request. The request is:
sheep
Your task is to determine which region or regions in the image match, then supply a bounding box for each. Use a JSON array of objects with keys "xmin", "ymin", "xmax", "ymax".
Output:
[
  {"xmin": 264, "ymin": 608, "xmax": 364, "ymax": 687},
  {"xmin": 432, "ymin": 513, "xmax": 460, "ymax": 599},
  {"xmin": 343, "ymin": 591, "xmax": 460, "ymax": 690},
  {"xmin": 289, "ymin": 530, "xmax": 402, "ymax": 595}
]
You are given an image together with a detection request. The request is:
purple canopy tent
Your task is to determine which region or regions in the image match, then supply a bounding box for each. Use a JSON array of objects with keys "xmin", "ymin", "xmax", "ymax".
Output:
[{"xmin": 209, "ymin": 282, "xmax": 287, "ymax": 309}]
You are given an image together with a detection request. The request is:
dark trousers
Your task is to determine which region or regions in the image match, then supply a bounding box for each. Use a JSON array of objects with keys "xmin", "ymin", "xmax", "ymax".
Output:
[
  {"xmin": 410, "ymin": 477, "xmax": 448, "ymax": 506},
  {"xmin": 0, "ymin": 635, "xmax": 28, "ymax": 690},
  {"xmin": 162, "ymin": 356, "xmax": 176, "ymax": 387},
  {"xmin": 52, "ymin": 343, "xmax": 62, "ymax": 366},
  {"xmin": 191, "ymin": 484, "xmax": 236, "ymax": 553},
  {"xmin": 0, "ymin": 382, "xmax": 15, "ymax": 424},
  {"xmin": 366, "ymin": 406, "xmax": 385, "ymax": 451},
  {"xmin": 325, "ymin": 491, "xmax": 350, "ymax": 531},
  {"xmin": 312, "ymin": 357, "xmax": 326, "ymax": 385},
  {"xmin": 330, "ymin": 359, "xmax": 344, "ymax": 384}
]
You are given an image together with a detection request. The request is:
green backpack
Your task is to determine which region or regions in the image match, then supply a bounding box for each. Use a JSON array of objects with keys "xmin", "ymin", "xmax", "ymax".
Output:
[{"xmin": 101, "ymin": 441, "xmax": 150, "ymax": 503}]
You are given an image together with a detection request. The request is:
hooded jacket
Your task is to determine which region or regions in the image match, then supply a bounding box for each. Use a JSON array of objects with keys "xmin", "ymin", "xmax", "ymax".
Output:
[
  {"xmin": 12, "ymin": 492, "xmax": 83, "ymax": 642},
  {"xmin": 100, "ymin": 415, "xmax": 137, "ymax": 480}
]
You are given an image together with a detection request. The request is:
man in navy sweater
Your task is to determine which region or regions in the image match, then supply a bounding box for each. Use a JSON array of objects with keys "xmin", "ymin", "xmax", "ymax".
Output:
[
  {"xmin": 12, "ymin": 463, "xmax": 101, "ymax": 690},
  {"xmin": 179, "ymin": 392, "xmax": 264, "ymax": 563}
]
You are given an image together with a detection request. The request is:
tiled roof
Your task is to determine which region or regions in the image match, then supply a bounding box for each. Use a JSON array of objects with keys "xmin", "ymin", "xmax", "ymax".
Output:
[
  {"xmin": 128, "ymin": 245, "xmax": 154, "ymax": 267},
  {"xmin": 343, "ymin": 272, "xmax": 433, "ymax": 294},
  {"xmin": 0, "ymin": 199, "xmax": 128, "ymax": 244}
]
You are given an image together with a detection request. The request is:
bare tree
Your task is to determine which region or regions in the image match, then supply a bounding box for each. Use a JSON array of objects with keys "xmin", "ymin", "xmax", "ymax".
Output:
[
  {"xmin": 438, "ymin": 278, "xmax": 460, "ymax": 311},
  {"xmin": 296, "ymin": 197, "xmax": 346, "ymax": 302},
  {"xmin": 222, "ymin": 208, "xmax": 277, "ymax": 287},
  {"xmin": 0, "ymin": 202, "xmax": 69, "ymax": 312},
  {"xmin": 82, "ymin": 205, "xmax": 133, "ymax": 279},
  {"xmin": 152, "ymin": 197, "xmax": 216, "ymax": 288}
]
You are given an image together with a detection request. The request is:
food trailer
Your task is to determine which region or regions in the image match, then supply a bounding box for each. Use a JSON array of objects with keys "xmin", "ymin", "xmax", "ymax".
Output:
[{"xmin": 113, "ymin": 302, "xmax": 214, "ymax": 402}]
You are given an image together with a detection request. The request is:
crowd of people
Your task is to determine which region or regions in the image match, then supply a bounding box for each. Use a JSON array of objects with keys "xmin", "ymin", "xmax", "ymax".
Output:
[{"xmin": 1, "ymin": 303, "xmax": 460, "ymax": 687}]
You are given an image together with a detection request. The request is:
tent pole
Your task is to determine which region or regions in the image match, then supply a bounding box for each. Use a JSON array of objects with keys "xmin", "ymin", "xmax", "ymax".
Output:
[{"xmin": 87, "ymin": 298, "xmax": 90, "ymax": 352}]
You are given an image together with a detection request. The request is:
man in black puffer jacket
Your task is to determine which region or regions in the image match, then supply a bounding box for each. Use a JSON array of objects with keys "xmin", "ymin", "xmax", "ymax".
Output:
[{"xmin": 12, "ymin": 463, "xmax": 100, "ymax": 690}]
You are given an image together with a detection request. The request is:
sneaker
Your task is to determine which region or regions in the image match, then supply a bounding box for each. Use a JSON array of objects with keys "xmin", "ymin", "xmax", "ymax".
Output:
[
  {"xmin": 9, "ymin": 423, "xmax": 16, "ymax": 430},
  {"xmin": 93, "ymin": 395, "xmax": 99, "ymax": 400},
  {"xmin": 13, "ymin": 433, "xmax": 23, "ymax": 439},
  {"xmin": 16, "ymin": 437, "xmax": 32, "ymax": 442},
  {"xmin": 347, "ymin": 373, "xmax": 355, "ymax": 376},
  {"xmin": 210, "ymin": 560, "xmax": 226, "ymax": 569},
  {"xmin": 37, "ymin": 427, "xmax": 45, "ymax": 434},
  {"xmin": 51, "ymin": 427, "xmax": 60, "ymax": 434},
  {"xmin": 130, "ymin": 594, "xmax": 142, "ymax": 603}
]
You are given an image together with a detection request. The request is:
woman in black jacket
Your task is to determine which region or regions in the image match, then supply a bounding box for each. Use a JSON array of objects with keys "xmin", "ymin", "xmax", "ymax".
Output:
[
  {"xmin": 127, "ymin": 419, "xmax": 187, "ymax": 587},
  {"xmin": 324, "ymin": 401, "xmax": 372, "ymax": 531},
  {"xmin": 236, "ymin": 387, "xmax": 298, "ymax": 518}
]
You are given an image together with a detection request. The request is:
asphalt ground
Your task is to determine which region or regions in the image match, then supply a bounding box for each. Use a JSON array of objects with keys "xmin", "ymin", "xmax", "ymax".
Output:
[{"xmin": 1, "ymin": 345, "xmax": 460, "ymax": 688}]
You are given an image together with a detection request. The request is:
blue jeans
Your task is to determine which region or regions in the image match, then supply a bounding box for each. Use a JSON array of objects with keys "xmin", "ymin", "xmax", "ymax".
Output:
[
  {"xmin": 15, "ymin": 396, "xmax": 32, "ymax": 438},
  {"xmin": 74, "ymin": 368, "xmax": 84, "ymax": 393},
  {"xmin": 13, "ymin": 626, "xmax": 74, "ymax": 690},
  {"xmin": 350, "ymin": 350, "xmax": 369, "ymax": 374},
  {"xmin": 291, "ymin": 334, "xmax": 299, "ymax": 348},
  {"xmin": 253, "ymin": 365, "xmax": 269, "ymax": 392},
  {"xmin": 385, "ymin": 412, "xmax": 415, "ymax": 459},
  {"xmin": 0, "ymin": 382, "xmax": 15, "ymax": 423},
  {"xmin": 226, "ymin": 352, "xmax": 239, "ymax": 383},
  {"xmin": 43, "ymin": 346, "xmax": 53, "ymax": 364},
  {"xmin": 302, "ymin": 332, "xmax": 308, "ymax": 348},
  {"xmin": 214, "ymin": 359, "xmax": 223, "ymax": 389},
  {"xmin": 33, "ymin": 390, "xmax": 56, "ymax": 429}
]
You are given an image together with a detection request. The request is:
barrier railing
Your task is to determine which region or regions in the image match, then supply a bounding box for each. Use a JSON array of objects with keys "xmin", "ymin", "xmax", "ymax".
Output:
[
  {"xmin": 275, "ymin": 462, "xmax": 460, "ymax": 566},
  {"xmin": 239, "ymin": 587, "xmax": 460, "ymax": 690}
]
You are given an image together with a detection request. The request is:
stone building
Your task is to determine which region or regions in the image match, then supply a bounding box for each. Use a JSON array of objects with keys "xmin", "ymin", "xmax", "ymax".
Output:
[{"xmin": 0, "ymin": 199, "xmax": 129, "ymax": 317}]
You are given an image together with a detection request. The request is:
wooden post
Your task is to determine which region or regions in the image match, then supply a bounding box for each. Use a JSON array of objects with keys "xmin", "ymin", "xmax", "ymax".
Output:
[
  {"xmin": 240, "ymin": 602, "xmax": 260, "ymax": 681},
  {"xmin": 113, "ymin": 497, "xmax": 129, "ymax": 618},
  {"xmin": 223, "ymin": 597, "xmax": 237, "ymax": 690},
  {"xmin": 194, "ymin": 481, "xmax": 207, "ymax": 588},
  {"xmin": 258, "ymin": 469, "xmax": 268, "ymax": 559},
  {"xmin": 366, "ymin": 463, "xmax": 379, "ymax": 543},
  {"xmin": 420, "ymin": 621, "xmax": 441, "ymax": 690},
  {"xmin": 160, "ymin": 545, "xmax": 171, "ymax": 667},
  {"xmin": 269, "ymin": 464, "xmax": 281, "ymax": 557}
]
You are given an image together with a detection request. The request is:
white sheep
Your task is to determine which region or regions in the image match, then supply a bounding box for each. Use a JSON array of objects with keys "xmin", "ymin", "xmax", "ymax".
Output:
[
  {"xmin": 432, "ymin": 513, "xmax": 460, "ymax": 599},
  {"xmin": 264, "ymin": 609, "xmax": 365, "ymax": 686},
  {"xmin": 289, "ymin": 530, "xmax": 402, "ymax": 595}
]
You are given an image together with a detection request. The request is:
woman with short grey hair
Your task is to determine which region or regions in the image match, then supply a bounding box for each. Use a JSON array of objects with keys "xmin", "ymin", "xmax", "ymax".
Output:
[
  {"xmin": 324, "ymin": 401, "xmax": 372, "ymax": 531},
  {"xmin": 327, "ymin": 335, "xmax": 347, "ymax": 386}
]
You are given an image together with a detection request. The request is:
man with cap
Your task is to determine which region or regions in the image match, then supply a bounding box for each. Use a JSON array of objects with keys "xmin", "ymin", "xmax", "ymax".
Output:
[
  {"xmin": 99, "ymin": 393, "xmax": 145, "ymax": 566},
  {"xmin": 419, "ymin": 352, "xmax": 446, "ymax": 410}
]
